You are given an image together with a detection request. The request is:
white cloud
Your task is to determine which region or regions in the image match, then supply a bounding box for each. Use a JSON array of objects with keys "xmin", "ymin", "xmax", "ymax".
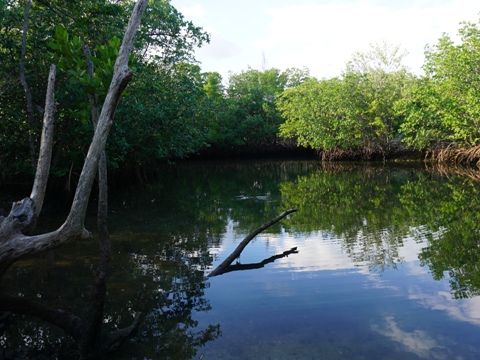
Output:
[
  {"xmin": 172, "ymin": 0, "xmax": 480, "ymax": 79},
  {"xmin": 409, "ymin": 288, "xmax": 480, "ymax": 326},
  {"xmin": 196, "ymin": 35, "xmax": 242, "ymax": 61},
  {"xmin": 374, "ymin": 316, "xmax": 447, "ymax": 358},
  {"xmin": 254, "ymin": 0, "xmax": 480, "ymax": 78},
  {"xmin": 178, "ymin": 4, "xmax": 206, "ymax": 20}
]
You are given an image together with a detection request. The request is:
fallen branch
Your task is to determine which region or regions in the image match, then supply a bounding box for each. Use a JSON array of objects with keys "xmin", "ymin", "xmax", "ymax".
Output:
[{"xmin": 208, "ymin": 207, "xmax": 297, "ymax": 277}]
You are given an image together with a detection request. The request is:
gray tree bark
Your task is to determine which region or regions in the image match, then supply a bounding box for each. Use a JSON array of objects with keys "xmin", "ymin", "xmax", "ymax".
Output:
[
  {"xmin": 78, "ymin": 45, "xmax": 113, "ymax": 357},
  {"xmin": 30, "ymin": 64, "xmax": 56, "ymax": 218},
  {"xmin": 0, "ymin": 0, "xmax": 148, "ymax": 278},
  {"xmin": 0, "ymin": 1, "xmax": 149, "ymax": 357}
]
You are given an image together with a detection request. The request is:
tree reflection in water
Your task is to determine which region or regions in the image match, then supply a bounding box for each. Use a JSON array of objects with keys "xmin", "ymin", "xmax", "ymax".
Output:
[
  {"xmin": 4, "ymin": 161, "xmax": 480, "ymax": 357},
  {"xmin": 279, "ymin": 164, "xmax": 414, "ymax": 272},
  {"xmin": 1, "ymin": 218, "xmax": 220, "ymax": 359},
  {"xmin": 279, "ymin": 163, "xmax": 480, "ymax": 299},
  {"xmin": 399, "ymin": 171, "xmax": 480, "ymax": 300},
  {"xmin": 120, "ymin": 238, "xmax": 221, "ymax": 359}
]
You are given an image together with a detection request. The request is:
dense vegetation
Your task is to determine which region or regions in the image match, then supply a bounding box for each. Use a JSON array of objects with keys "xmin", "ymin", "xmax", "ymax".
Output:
[
  {"xmin": 278, "ymin": 32, "xmax": 480, "ymax": 162},
  {"xmin": 2, "ymin": 1, "xmax": 480, "ymax": 182}
]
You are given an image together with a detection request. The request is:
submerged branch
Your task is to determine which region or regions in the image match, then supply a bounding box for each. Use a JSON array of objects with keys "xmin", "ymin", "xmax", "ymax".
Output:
[{"xmin": 208, "ymin": 207, "xmax": 297, "ymax": 277}]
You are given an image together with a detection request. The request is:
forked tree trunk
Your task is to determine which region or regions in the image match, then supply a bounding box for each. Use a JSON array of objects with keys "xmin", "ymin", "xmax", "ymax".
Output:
[
  {"xmin": 0, "ymin": 0, "xmax": 148, "ymax": 278},
  {"xmin": 0, "ymin": 1, "xmax": 148, "ymax": 357}
]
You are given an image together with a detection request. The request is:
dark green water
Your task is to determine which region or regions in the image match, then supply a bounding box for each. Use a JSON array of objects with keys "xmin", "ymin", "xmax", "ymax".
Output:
[{"xmin": 2, "ymin": 160, "xmax": 480, "ymax": 359}]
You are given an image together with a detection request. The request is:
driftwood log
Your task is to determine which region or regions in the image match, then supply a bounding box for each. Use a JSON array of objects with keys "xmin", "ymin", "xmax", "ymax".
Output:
[{"xmin": 208, "ymin": 207, "xmax": 297, "ymax": 277}]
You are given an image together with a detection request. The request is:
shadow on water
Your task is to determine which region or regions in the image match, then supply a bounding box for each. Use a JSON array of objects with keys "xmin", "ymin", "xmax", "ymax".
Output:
[{"xmin": 3, "ymin": 160, "xmax": 480, "ymax": 358}]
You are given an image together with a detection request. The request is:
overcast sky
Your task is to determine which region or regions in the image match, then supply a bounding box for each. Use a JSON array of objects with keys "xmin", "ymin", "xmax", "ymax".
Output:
[{"xmin": 170, "ymin": 0, "xmax": 480, "ymax": 80}]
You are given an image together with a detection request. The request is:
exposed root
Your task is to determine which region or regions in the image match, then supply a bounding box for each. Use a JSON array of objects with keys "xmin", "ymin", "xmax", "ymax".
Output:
[
  {"xmin": 319, "ymin": 142, "xmax": 388, "ymax": 161},
  {"xmin": 426, "ymin": 144, "xmax": 480, "ymax": 166}
]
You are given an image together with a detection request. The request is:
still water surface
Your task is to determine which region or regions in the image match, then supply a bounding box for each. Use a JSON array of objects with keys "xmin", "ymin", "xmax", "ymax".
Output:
[{"xmin": 3, "ymin": 160, "xmax": 480, "ymax": 359}]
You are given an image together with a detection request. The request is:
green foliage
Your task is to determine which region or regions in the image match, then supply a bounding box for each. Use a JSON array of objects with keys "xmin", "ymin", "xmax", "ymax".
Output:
[
  {"xmin": 7, "ymin": 0, "xmax": 480, "ymax": 179},
  {"xmin": 401, "ymin": 20, "xmax": 480, "ymax": 149},
  {"xmin": 199, "ymin": 72, "xmax": 241, "ymax": 147},
  {"xmin": 111, "ymin": 62, "xmax": 212, "ymax": 167},
  {"xmin": 343, "ymin": 43, "xmax": 413, "ymax": 149},
  {"xmin": 219, "ymin": 67, "xmax": 308, "ymax": 147},
  {"xmin": 48, "ymin": 25, "xmax": 123, "ymax": 98},
  {"xmin": 202, "ymin": 71, "xmax": 224, "ymax": 101},
  {"xmin": 343, "ymin": 69, "xmax": 412, "ymax": 149},
  {"xmin": 226, "ymin": 67, "xmax": 282, "ymax": 145},
  {"xmin": 0, "ymin": 0, "xmax": 211, "ymax": 179},
  {"xmin": 396, "ymin": 77, "xmax": 447, "ymax": 149},
  {"xmin": 277, "ymin": 31, "xmax": 480, "ymax": 154},
  {"xmin": 278, "ymin": 78, "xmax": 360, "ymax": 150},
  {"xmin": 277, "ymin": 43, "xmax": 412, "ymax": 155}
]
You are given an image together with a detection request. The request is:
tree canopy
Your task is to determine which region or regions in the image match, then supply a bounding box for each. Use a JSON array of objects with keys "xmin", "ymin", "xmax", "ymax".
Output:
[
  {"xmin": 278, "ymin": 43, "xmax": 413, "ymax": 159},
  {"xmin": 0, "ymin": 0, "xmax": 210, "ymax": 179},
  {"xmin": 3, "ymin": 5, "xmax": 480, "ymax": 183},
  {"xmin": 400, "ymin": 20, "xmax": 480, "ymax": 150}
]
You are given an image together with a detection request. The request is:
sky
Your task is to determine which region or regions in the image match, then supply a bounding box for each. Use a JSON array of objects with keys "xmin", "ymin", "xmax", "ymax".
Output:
[{"xmin": 170, "ymin": 0, "xmax": 480, "ymax": 81}]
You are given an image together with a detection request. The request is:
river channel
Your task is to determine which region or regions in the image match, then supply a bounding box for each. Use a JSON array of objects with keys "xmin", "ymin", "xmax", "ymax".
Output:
[{"xmin": 2, "ymin": 160, "xmax": 480, "ymax": 359}]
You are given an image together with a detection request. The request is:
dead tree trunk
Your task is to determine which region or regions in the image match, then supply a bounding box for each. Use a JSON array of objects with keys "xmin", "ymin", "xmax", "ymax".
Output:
[
  {"xmin": 208, "ymin": 207, "xmax": 297, "ymax": 277},
  {"xmin": 0, "ymin": 0, "xmax": 148, "ymax": 357},
  {"xmin": 0, "ymin": 0, "xmax": 148, "ymax": 278},
  {"xmin": 30, "ymin": 64, "xmax": 56, "ymax": 218},
  {"xmin": 78, "ymin": 45, "xmax": 112, "ymax": 358},
  {"xmin": 0, "ymin": 64, "xmax": 58, "ymax": 276}
]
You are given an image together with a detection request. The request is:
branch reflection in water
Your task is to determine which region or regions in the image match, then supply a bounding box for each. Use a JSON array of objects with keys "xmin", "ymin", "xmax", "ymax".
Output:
[{"xmin": 213, "ymin": 247, "xmax": 298, "ymax": 276}]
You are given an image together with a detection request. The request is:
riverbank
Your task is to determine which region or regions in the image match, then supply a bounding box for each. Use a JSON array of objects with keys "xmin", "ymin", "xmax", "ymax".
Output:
[{"xmin": 2, "ymin": 141, "xmax": 480, "ymax": 205}]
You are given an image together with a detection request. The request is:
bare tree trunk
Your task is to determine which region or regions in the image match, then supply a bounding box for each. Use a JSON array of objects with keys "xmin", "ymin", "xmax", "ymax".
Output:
[
  {"xmin": 30, "ymin": 64, "xmax": 56, "ymax": 218},
  {"xmin": 62, "ymin": 0, "xmax": 147, "ymax": 234},
  {"xmin": 0, "ymin": 64, "xmax": 57, "ymax": 275},
  {"xmin": 0, "ymin": 0, "xmax": 148, "ymax": 278},
  {"xmin": 0, "ymin": 1, "xmax": 148, "ymax": 357},
  {"xmin": 208, "ymin": 207, "xmax": 297, "ymax": 277},
  {"xmin": 78, "ymin": 45, "xmax": 112, "ymax": 358}
]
